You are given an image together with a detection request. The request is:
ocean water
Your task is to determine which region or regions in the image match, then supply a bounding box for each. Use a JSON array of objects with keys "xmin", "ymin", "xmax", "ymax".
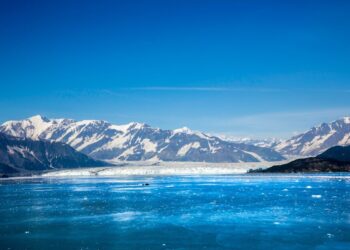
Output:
[{"xmin": 0, "ymin": 174, "xmax": 349, "ymax": 250}]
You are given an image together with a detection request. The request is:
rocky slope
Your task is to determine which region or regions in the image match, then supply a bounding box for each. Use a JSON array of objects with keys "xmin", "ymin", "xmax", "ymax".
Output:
[
  {"xmin": 0, "ymin": 132, "xmax": 108, "ymax": 176},
  {"xmin": 254, "ymin": 145, "xmax": 350, "ymax": 173}
]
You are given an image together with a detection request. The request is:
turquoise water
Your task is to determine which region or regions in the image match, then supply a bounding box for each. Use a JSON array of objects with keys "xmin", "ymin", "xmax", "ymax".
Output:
[{"xmin": 0, "ymin": 174, "xmax": 349, "ymax": 250}]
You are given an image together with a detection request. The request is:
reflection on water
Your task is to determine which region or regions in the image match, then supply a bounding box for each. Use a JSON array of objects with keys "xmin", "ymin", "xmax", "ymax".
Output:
[{"xmin": 0, "ymin": 174, "xmax": 349, "ymax": 249}]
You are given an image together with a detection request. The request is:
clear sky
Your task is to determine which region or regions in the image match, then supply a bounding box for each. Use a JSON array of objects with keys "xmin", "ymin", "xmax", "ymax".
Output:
[{"xmin": 1, "ymin": 0, "xmax": 349, "ymax": 138}]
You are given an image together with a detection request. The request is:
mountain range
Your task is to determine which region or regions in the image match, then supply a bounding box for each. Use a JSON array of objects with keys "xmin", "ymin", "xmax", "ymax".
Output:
[
  {"xmin": 225, "ymin": 117, "xmax": 350, "ymax": 157},
  {"xmin": 0, "ymin": 132, "xmax": 107, "ymax": 176},
  {"xmin": 1, "ymin": 115, "xmax": 349, "ymax": 164},
  {"xmin": 0, "ymin": 115, "xmax": 284, "ymax": 163},
  {"xmin": 274, "ymin": 117, "xmax": 350, "ymax": 156}
]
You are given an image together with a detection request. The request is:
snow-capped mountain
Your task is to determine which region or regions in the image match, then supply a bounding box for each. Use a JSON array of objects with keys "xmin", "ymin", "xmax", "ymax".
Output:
[
  {"xmin": 274, "ymin": 117, "xmax": 350, "ymax": 156},
  {"xmin": 219, "ymin": 136, "xmax": 281, "ymax": 148},
  {"xmin": 0, "ymin": 115, "xmax": 285, "ymax": 163},
  {"xmin": 0, "ymin": 132, "xmax": 107, "ymax": 176}
]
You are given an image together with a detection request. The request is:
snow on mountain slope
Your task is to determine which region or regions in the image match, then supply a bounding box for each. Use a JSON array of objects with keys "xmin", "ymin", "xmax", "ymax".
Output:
[
  {"xmin": 0, "ymin": 132, "xmax": 107, "ymax": 176},
  {"xmin": 274, "ymin": 117, "xmax": 350, "ymax": 156},
  {"xmin": 219, "ymin": 135, "xmax": 281, "ymax": 148},
  {"xmin": 0, "ymin": 115, "xmax": 285, "ymax": 163}
]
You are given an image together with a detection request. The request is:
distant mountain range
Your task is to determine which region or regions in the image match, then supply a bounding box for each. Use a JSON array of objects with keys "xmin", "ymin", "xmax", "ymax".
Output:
[
  {"xmin": 254, "ymin": 145, "xmax": 350, "ymax": 173},
  {"xmin": 0, "ymin": 115, "xmax": 284, "ymax": 163},
  {"xmin": 0, "ymin": 132, "xmax": 108, "ymax": 176},
  {"xmin": 221, "ymin": 136, "xmax": 281, "ymax": 149},
  {"xmin": 211, "ymin": 117, "xmax": 350, "ymax": 157},
  {"xmin": 1, "ymin": 115, "xmax": 349, "ymax": 176},
  {"xmin": 274, "ymin": 117, "xmax": 350, "ymax": 156},
  {"xmin": 1, "ymin": 115, "xmax": 349, "ymax": 165}
]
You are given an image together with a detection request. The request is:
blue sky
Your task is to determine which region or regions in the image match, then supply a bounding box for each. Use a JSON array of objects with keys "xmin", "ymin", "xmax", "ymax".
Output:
[{"xmin": 0, "ymin": 0, "xmax": 349, "ymax": 138}]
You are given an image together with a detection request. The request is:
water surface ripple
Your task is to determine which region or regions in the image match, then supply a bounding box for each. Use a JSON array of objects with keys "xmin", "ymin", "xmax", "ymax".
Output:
[{"xmin": 0, "ymin": 174, "xmax": 349, "ymax": 249}]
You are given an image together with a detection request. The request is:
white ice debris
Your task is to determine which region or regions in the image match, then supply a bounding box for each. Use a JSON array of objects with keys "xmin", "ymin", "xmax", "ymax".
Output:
[{"xmin": 41, "ymin": 160, "xmax": 289, "ymax": 177}]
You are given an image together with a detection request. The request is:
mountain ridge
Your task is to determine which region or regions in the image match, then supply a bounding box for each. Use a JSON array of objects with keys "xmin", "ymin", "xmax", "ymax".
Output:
[
  {"xmin": 274, "ymin": 116, "xmax": 350, "ymax": 156},
  {"xmin": 0, "ymin": 132, "xmax": 108, "ymax": 176},
  {"xmin": 0, "ymin": 115, "xmax": 285, "ymax": 163}
]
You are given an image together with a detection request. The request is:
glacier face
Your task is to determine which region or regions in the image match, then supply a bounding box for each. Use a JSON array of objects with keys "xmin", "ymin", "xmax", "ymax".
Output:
[
  {"xmin": 0, "ymin": 115, "xmax": 284, "ymax": 163},
  {"xmin": 274, "ymin": 117, "xmax": 350, "ymax": 156}
]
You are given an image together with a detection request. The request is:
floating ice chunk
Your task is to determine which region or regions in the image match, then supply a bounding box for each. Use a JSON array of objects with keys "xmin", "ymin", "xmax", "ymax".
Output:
[
  {"xmin": 112, "ymin": 211, "xmax": 142, "ymax": 221},
  {"xmin": 312, "ymin": 195, "xmax": 322, "ymax": 198},
  {"xmin": 306, "ymin": 186, "xmax": 312, "ymax": 189},
  {"xmin": 327, "ymin": 233, "xmax": 334, "ymax": 238}
]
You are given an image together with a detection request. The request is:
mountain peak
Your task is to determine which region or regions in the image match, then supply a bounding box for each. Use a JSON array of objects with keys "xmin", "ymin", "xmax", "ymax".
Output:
[
  {"xmin": 173, "ymin": 126, "xmax": 192, "ymax": 134},
  {"xmin": 275, "ymin": 116, "xmax": 350, "ymax": 156},
  {"xmin": 28, "ymin": 115, "xmax": 50, "ymax": 123},
  {"xmin": 129, "ymin": 121, "xmax": 146, "ymax": 128}
]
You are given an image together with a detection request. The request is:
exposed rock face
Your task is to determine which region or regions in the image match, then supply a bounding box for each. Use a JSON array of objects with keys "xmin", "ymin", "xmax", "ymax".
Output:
[
  {"xmin": 0, "ymin": 132, "xmax": 108, "ymax": 176},
  {"xmin": 255, "ymin": 145, "xmax": 350, "ymax": 173}
]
